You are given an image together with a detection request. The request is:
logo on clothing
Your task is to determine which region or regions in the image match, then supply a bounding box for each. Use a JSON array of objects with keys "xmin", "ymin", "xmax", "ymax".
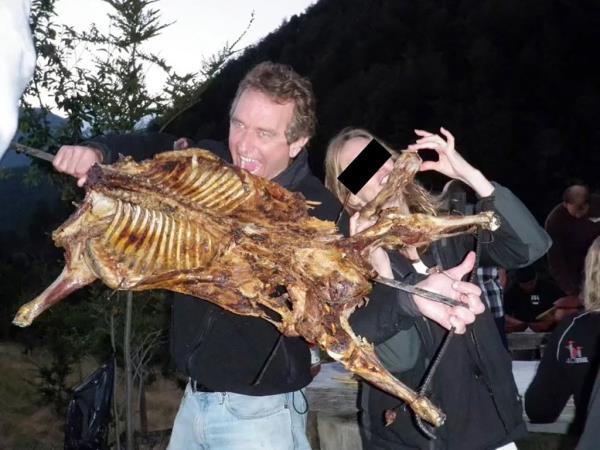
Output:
[
  {"xmin": 565, "ymin": 340, "xmax": 589, "ymax": 364},
  {"xmin": 529, "ymin": 294, "xmax": 540, "ymax": 306}
]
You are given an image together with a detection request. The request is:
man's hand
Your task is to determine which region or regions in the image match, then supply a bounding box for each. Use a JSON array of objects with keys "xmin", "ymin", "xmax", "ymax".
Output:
[
  {"xmin": 53, "ymin": 145, "xmax": 103, "ymax": 187},
  {"xmin": 413, "ymin": 252, "xmax": 485, "ymax": 334},
  {"xmin": 173, "ymin": 137, "xmax": 193, "ymax": 150}
]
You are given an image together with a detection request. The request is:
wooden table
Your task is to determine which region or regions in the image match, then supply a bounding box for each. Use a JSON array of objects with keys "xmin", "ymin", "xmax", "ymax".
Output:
[
  {"xmin": 507, "ymin": 331, "xmax": 551, "ymax": 360},
  {"xmin": 306, "ymin": 360, "xmax": 575, "ymax": 448}
]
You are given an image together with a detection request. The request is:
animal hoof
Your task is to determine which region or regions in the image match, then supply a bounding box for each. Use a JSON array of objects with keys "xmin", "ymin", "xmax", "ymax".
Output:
[
  {"xmin": 12, "ymin": 306, "xmax": 34, "ymax": 328},
  {"xmin": 410, "ymin": 396, "xmax": 446, "ymax": 427},
  {"xmin": 485, "ymin": 212, "xmax": 501, "ymax": 231}
]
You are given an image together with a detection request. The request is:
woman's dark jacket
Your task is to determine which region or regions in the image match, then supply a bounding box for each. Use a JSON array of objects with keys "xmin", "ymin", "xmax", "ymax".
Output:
[{"xmin": 359, "ymin": 184, "xmax": 551, "ymax": 450}]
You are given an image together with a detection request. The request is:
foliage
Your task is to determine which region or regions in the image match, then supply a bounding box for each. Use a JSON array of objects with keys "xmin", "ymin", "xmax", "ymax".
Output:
[
  {"xmin": 166, "ymin": 0, "xmax": 600, "ymax": 222},
  {"xmin": 11, "ymin": 0, "xmax": 250, "ymax": 433}
]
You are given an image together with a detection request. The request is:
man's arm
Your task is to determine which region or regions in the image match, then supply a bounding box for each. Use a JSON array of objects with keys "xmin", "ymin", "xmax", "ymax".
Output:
[{"xmin": 53, "ymin": 132, "xmax": 179, "ymax": 186}]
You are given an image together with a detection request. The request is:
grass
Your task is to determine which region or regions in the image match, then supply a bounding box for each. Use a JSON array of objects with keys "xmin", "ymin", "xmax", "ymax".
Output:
[
  {"xmin": 0, "ymin": 341, "xmax": 182, "ymax": 450},
  {"xmin": 0, "ymin": 342, "xmax": 64, "ymax": 449}
]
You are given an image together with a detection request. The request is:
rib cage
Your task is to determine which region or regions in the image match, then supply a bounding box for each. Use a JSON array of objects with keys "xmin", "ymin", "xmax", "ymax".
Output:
[
  {"xmin": 14, "ymin": 148, "xmax": 502, "ymax": 428},
  {"xmin": 144, "ymin": 152, "xmax": 253, "ymax": 214},
  {"xmin": 101, "ymin": 199, "xmax": 221, "ymax": 274}
]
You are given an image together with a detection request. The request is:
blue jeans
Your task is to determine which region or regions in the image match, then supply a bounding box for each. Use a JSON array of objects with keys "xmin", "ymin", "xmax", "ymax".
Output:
[{"xmin": 167, "ymin": 383, "xmax": 311, "ymax": 450}]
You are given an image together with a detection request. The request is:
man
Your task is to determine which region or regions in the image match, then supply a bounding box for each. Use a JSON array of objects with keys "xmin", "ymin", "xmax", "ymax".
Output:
[
  {"xmin": 545, "ymin": 184, "xmax": 600, "ymax": 295},
  {"xmin": 53, "ymin": 62, "xmax": 483, "ymax": 449},
  {"xmin": 0, "ymin": 0, "xmax": 35, "ymax": 157},
  {"xmin": 504, "ymin": 266, "xmax": 564, "ymax": 332}
]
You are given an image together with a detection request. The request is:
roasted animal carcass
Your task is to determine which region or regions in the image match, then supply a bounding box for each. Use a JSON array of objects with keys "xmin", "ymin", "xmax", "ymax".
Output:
[{"xmin": 13, "ymin": 148, "xmax": 498, "ymax": 426}]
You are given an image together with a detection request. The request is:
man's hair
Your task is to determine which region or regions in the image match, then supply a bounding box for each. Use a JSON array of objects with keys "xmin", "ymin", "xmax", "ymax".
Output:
[
  {"xmin": 230, "ymin": 62, "xmax": 316, "ymax": 144},
  {"xmin": 584, "ymin": 237, "xmax": 600, "ymax": 312},
  {"xmin": 563, "ymin": 184, "xmax": 589, "ymax": 205}
]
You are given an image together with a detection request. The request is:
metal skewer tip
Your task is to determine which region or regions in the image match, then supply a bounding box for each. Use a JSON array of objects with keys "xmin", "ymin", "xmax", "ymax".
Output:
[{"xmin": 374, "ymin": 276, "xmax": 463, "ymax": 308}]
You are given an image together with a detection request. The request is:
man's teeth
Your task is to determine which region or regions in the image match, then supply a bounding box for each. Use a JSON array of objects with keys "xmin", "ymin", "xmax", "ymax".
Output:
[{"xmin": 239, "ymin": 156, "xmax": 261, "ymax": 173}]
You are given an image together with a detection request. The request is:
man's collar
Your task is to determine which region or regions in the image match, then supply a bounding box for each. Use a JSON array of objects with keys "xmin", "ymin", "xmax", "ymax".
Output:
[{"xmin": 272, "ymin": 150, "xmax": 310, "ymax": 189}]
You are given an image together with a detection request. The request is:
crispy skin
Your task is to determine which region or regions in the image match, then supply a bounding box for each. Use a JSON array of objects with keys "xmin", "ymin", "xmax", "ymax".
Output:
[{"xmin": 13, "ymin": 149, "xmax": 499, "ymax": 426}]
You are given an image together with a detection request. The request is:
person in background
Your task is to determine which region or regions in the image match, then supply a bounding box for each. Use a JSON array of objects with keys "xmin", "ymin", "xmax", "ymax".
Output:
[
  {"xmin": 325, "ymin": 126, "xmax": 551, "ymax": 450},
  {"xmin": 525, "ymin": 236, "xmax": 600, "ymax": 436},
  {"xmin": 0, "ymin": 0, "xmax": 35, "ymax": 157},
  {"xmin": 545, "ymin": 184, "xmax": 600, "ymax": 295},
  {"xmin": 504, "ymin": 265, "xmax": 564, "ymax": 333}
]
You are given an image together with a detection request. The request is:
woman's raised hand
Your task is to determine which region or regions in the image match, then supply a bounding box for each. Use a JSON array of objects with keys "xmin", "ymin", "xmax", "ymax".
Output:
[{"xmin": 408, "ymin": 127, "xmax": 494, "ymax": 197}]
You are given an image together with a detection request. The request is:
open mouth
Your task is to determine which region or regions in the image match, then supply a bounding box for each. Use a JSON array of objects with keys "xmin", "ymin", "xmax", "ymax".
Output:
[{"xmin": 239, "ymin": 155, "xmax": 261, "ymax": 174}]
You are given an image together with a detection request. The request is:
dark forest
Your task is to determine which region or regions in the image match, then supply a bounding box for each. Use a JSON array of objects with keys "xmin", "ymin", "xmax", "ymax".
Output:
[{"xmin": 164, "ymin": 0, "xmax": 600, "ymax": 221}]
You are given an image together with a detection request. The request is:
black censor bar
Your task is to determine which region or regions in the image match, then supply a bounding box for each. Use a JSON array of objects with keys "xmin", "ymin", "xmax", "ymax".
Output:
[{"xmin": 337, "ymin": 139, "xmax": 392, "ymax": 195}]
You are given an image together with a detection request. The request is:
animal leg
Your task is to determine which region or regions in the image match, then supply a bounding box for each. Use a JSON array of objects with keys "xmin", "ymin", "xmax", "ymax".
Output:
[
  {"xmin": 13, "ymin": 262, "xmax": 97, "ymax": 327},
  {"xmin": 315, "ymin": 318, "xmax": 445, "ymax": 427},
  {"xmin": 344, "ymin": 210, "xmax": 499, "ymax": 252}
]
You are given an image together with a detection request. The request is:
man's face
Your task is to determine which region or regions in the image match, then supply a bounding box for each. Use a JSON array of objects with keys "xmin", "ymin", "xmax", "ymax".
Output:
[
  {"xmin": 229, "ymin": 89, "xmax": 307, "ymax": 180},
  {"xmin": 565, "ymin": 201, "xmax": 590, "ymax": 219}
]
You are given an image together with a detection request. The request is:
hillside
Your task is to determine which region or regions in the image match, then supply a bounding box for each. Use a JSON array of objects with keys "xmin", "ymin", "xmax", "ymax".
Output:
[{"xmin": 163, "ymin": 0, "xmax": 600, "ymax": 221}]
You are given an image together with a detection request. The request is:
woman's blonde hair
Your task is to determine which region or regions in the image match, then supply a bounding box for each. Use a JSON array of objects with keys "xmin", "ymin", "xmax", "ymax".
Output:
[
  {"xmin": 584, "ymin": 236, "xmax": 600, "ymax": 312},
  {"xmin": 324, "ymin": 127, "xmax": 438, "ymax": 215}
]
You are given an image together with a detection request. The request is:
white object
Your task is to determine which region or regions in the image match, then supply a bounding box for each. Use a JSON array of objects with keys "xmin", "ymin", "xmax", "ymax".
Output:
[
  {"xmin": 511, "ymin": 360, "xmax": 540, "ymax": 396},
  {"xmin": 0, "ymin": 0, "xmax": 35, "ymax": 157}
]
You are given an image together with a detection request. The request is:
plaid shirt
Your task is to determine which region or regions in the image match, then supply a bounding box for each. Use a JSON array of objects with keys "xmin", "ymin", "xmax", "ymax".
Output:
[{"xmin": 476, "ymin": 266, "xmax": 504, "ymax": 318}]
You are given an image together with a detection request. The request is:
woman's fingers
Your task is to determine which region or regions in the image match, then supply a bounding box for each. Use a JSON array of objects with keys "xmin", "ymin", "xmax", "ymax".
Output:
[
  {"xmin": 414, "ymin": 129, "xmax": 433, "ymax": 137},
  {"xmin": 419, "ymin": 160, "xmax": 439, "ymax": 172},
  {"xmin": 450, "ymin": 279, "xmax": 482, "ymax": 297},
  {"xmin": 439, "ymin": 127, "xmax": 455, "ymax": 147}
]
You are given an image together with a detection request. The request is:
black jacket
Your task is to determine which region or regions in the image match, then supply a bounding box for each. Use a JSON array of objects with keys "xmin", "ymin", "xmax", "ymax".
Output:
[
  {"xmin": 525, "ymin": 311, "xmax": 600, "ymax": 434},
  {"xmin": 89, "ymin": 133, "xmax": 339, "ymax": 394},
  {"xmin": 361, "ymin": 184, "xmax": 551, "ymax": 450},
  {"xmin": 87, "ymin": 133, "xmax": 421, "ymax": 395}
]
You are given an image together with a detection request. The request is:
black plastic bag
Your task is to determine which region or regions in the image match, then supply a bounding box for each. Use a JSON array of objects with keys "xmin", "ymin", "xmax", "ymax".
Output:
[{"xmin": 64, "ymin": 357, "xmax": 115, "ymax": 450}]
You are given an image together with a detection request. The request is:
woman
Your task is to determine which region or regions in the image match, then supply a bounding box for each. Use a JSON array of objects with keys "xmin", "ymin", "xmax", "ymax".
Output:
[
  {"xmin": 525, "ymin": 236, "xmax": 600, "ymax": 436},
  {"xmin": 324, "ymin": 127, "xmax": 551, "ymax": 450}
]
